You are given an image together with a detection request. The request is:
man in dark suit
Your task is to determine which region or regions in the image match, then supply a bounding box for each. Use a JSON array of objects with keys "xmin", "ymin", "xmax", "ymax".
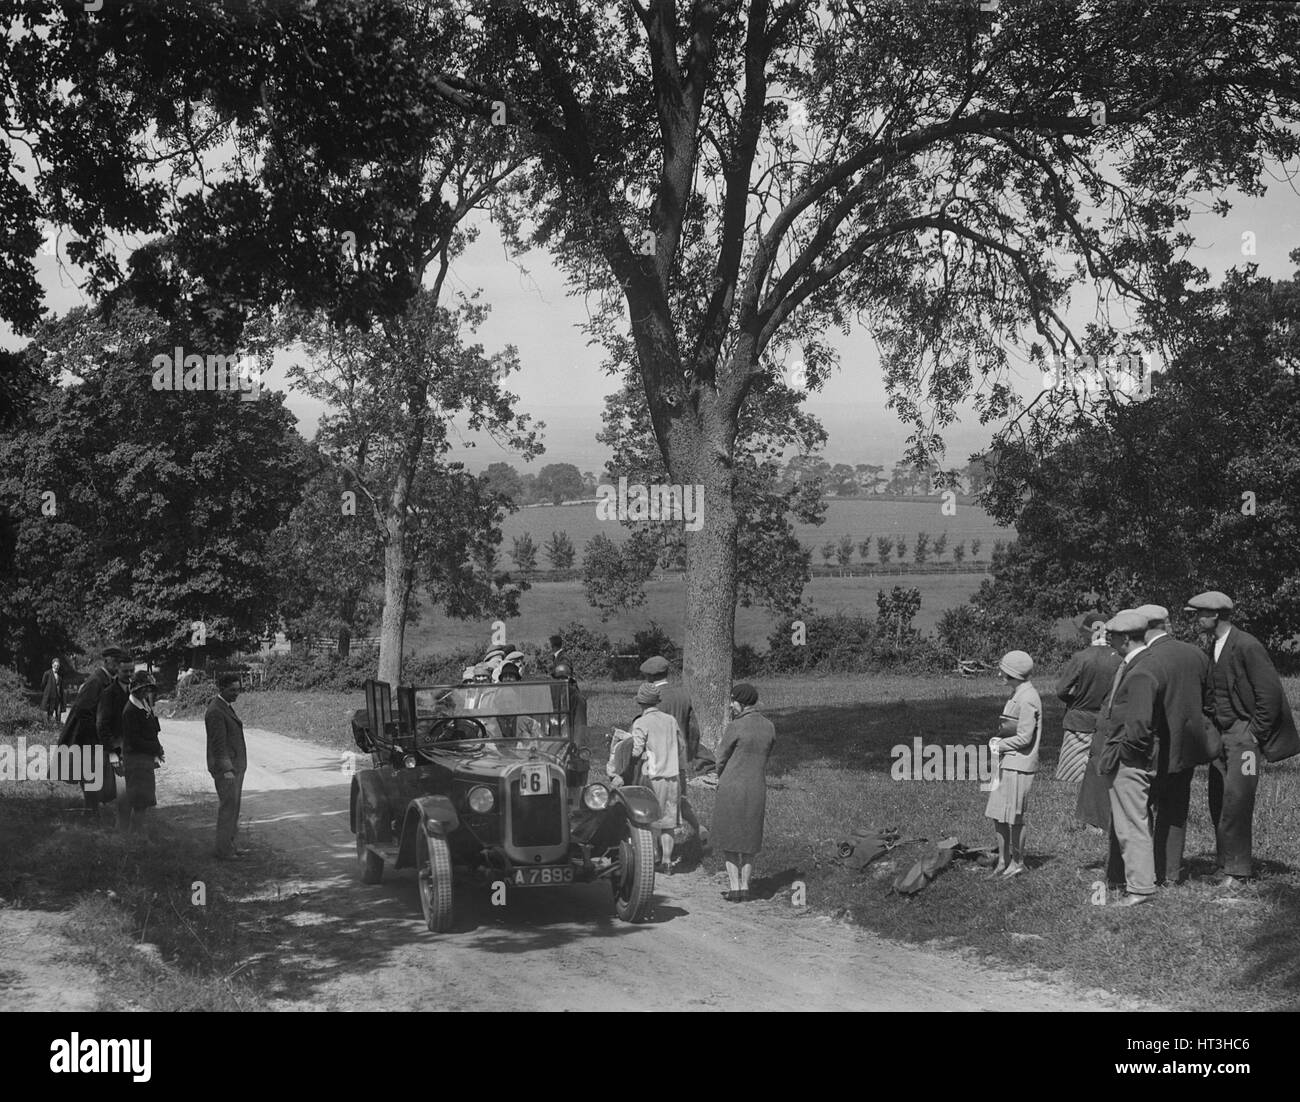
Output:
[
  {"xmin": 1131, "ymin": 604, "xmax": 1217, "ymax": 885},
  {"xmin": 1096, "ymin": 610, "xmax": 1162, "ymax": 907},
  {"xmin": 58, "ymin": 647, "xmax": 124, "ymax": 813},
  {"xmin": 1055, "ymin": 613, "xmax": 1121, "ymax": 783},
  {"xmin": 205, "ymin": 673, "xmax": 248, "ymax": 860},
  {"xmin": 1186, "ymin": 590, "xmax": 1300, "ymax": 884},
  {"xmin": 549, "ymin": 634, "xmax": 565, "ymax": 667},
  {"xmin": 40, "ymin": 658, "xmax": 66, "ymax": 723}
]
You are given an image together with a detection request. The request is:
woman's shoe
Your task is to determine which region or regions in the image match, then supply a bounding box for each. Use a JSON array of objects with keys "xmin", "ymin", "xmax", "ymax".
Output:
[
  {"xmin": 737, "ymin": 889, "xmax": 750, "ymax": 902},
  {"xmin": 721, "ymin": 890, "xmax": 741, "ymax": 902}
]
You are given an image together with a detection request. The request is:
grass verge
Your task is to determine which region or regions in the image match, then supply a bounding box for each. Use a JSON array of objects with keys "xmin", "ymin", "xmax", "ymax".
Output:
[{"xmin": 0, "ymin": 731, "xmax": 298, "ymax": 1011}]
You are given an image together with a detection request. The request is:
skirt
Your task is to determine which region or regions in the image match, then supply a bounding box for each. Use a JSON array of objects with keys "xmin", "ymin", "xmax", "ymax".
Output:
[
  {"xmin": 648, "ymin": 775, "xmax": 681, "ymax": 832},
  {"xmin": 1055, "ymin": 730, "xmax": 1092, "ymax": 783},
  {"xmin": 121, "ymin": 755, "xmax": 157, "ymax": 811},
  {"xmin": 985, "ymin": 767, "xmax": 1034, "ymax": 825}
]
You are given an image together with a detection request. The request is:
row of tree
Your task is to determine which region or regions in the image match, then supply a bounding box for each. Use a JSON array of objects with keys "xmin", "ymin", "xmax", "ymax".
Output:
[{"xmin": 816, "ymin": 534, "xmax": 1005, "ymax": 571}]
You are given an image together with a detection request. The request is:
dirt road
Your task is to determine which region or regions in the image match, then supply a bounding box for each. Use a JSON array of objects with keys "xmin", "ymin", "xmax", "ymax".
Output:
[{"xmin": 157, "ymin": 720, "xmax": 1142, "ymax": 1011}]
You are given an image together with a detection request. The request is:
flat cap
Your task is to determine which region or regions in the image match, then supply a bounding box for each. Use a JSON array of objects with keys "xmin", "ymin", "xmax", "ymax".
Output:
[
  {"xmin": 639, "ymin": 655, "xmax": 670, "ymax": 676},
  {"xmin": 101, "ymin": 646, "xmax": 125, "ymax": 659},
  {"xmin": 1105, "ymin": 610, "xmax": 1148, "ymax": 633},
  {"xmin": 1079, "ymin": 611, "xmax": 1106, "ymax": 630},
  {"xmin": 1134, "ymin": 604, "xmax": 1169, "ymax": 624},
  {"xmin": 1184, "ymin": 590, "xmax": 1233, "ymax": 613}
]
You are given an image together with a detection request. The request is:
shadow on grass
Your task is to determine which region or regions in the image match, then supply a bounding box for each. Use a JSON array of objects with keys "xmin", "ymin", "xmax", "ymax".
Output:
[{"xmin": 762, "ymin": 688, "xmax": 1055, "ymax": 774}]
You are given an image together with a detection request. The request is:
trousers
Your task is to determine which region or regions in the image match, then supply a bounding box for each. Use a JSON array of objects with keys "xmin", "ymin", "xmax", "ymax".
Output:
[
  {"xmin": 212, "ymin": 770, "xmax": 246, "ymax": 858},
  {"xmin": 1107, "ymin": 764, "xmax": 1155, "ymax": 896},
  {"xmin": 1208, "ymin": 720, "xmax": 1259, "ymax": 877},
  {"xmin": 1151, "ymin": 768, "xmax": 1193, "ymax": 884}
]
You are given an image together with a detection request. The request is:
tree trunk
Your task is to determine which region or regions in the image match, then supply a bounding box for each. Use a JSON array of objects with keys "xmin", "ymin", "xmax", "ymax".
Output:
[
  {"xmin": 672, "ymin": 396, "xmax": 739, "ymax": 753},
  {"xmin": 377, "ymin": 532, "xmax": 409, "ymax": 687}
]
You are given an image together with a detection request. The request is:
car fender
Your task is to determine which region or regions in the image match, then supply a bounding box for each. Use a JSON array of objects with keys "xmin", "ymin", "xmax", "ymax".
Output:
[
  {"xmin": 612, "ymin": 784, "xmax": 660, "ymax": 826},
  {"xmin": 351, "ymin": 769, "xmax": 391, "ymax": 841},
  {"xmin": 396, "ymin": 795, "xmax": 460, "ymax": 868}
]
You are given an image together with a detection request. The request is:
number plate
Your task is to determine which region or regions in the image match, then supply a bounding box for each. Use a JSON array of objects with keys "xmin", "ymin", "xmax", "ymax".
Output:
[
  {"xmin": 518, "ymin": 764, "xmax": 550, "ymax": 796},
  {"xmin": 513, "ymin": 866, "xmax": 574, "ymax": 887}
]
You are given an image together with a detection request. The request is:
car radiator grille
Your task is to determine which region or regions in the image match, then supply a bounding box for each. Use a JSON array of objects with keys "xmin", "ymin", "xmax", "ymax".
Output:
[{"xmin": 510, "ymin": 782, "xmax": 564, "ymax": 847}]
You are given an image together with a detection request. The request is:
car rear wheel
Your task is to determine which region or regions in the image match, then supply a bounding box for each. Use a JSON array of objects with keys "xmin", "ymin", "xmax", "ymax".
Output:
[
  {"xmin": 613, "ymin": 820, "xmax": 656, "ymax": 922},
  {"xmin": 416, "ymin": 829, "xmax": 454, "ymax": 933},
  {"xmin": 356, "ymin": 810, "xmax": 384, "ymax": 885}
]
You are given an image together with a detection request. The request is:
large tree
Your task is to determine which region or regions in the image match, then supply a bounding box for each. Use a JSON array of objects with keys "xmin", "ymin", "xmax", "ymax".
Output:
[
  {"xmin": 253, "ymin": 290, "xmax": 539, "ymax": 686},
  {"xmin": 421, "ymin": 0, "xmax": 1300, "ymax": 744},
  {"xmin": 979, "ymin": 261, "xmax": 1300, "ymax": 651},
  {"xmin": 0, "ymin": 300, "xmax": 304, "ymax": 679}
]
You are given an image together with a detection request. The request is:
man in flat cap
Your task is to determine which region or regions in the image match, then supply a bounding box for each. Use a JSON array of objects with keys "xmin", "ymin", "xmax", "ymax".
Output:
[
  {"xmin": 1130, "ymin": 603, "xmax": 1217, "ymax": 885},
  {"xmin": 638, "ymin": 655, "xmax": 706, "ymax": 856},
  {"xmin": 630, "ymin": 682, "xmax": 685, "ymax": 873},
  {"xmin": 1096, "ymin": 610, "xmax": 1162, "ymax": 906},
  {"xmin": 640, "ymin": 655, "xmax": 708, "ymax": 773},
  {"xmin": 58, "ymin": 646, "xmax": 124, "ymax": 817},
  {"xmin": 1186, "ymin": 591, "xmax": 1300, "ymax": 884},
  {"xmin": 1055, "ymin": 613, "xmax": 1122, "ymax": 784}
]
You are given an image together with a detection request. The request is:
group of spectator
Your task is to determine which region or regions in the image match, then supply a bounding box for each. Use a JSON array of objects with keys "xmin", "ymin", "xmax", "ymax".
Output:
[
  {"xmin": 607, "ymin": 655, "xmax": 777, "ymax": 903},
  {"xmin": 984, "ymin": 591, "xmax": 1298, "ymax": 904},
  {"xmin": 43, "ymin": 647, "xmax": 245, "ymax": 857},
  {"xmin": 52, "ymin": 647, "xmax": 165, "ymax": 834}
]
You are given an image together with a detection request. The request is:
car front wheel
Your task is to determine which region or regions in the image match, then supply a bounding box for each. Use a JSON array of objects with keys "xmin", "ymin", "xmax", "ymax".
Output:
[
  {"xmin": 416, "ymin": 829, "xmax": 454, "ymax": 933},
  {"xmin": 613, "ymin": 820, "xmax": 656, "ymax": 922}
]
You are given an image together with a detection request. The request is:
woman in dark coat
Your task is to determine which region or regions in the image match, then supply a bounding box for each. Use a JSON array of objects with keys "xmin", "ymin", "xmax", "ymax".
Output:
[
  {"xmin": 117, "ymin": 671, "xmax": 164, "ymax": 834},
  {"xmin": 712, "ymin": 683, "xmax": 776, "ymax": 902}
]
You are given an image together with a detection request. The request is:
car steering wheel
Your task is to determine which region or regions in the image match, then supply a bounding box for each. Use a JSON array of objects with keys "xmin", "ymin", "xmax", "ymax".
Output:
[{"xmin": 428, "ymin": 717, "xmax": 491, "ymax": 743}]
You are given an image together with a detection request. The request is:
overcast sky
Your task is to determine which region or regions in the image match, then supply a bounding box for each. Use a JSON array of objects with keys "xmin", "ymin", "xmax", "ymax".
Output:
[{"xmin": 5, "ymin": 176, "xmax": 1296, "ymax": 477}]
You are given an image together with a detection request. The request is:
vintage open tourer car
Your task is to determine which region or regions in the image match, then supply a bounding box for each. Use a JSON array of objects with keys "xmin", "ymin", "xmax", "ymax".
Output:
[{"xmin": 350, "ymin": 676, "xmax": 661, "ymax": 931}]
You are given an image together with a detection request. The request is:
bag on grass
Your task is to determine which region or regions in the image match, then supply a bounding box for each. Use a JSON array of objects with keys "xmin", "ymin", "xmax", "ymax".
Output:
[{"xmin": 893, "ymin": 836, "xmax": 960, "ymax": 895}]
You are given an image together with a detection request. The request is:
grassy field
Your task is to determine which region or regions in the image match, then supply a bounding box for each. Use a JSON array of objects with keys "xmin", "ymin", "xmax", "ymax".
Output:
[
  {"xmin": 502, "ymin": 497, "xmax": 1014, "ymax": 557},
  {"xmin": 406, "ymin": 571, "xmax": 989, "ymax": 654},
  {"xmin": 241, "ymin": 672, "xmax": 1300, "ymax": 1011}
]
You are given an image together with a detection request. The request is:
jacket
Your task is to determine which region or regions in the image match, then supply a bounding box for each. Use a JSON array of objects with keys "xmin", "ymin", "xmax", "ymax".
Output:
[
  {"xmin": 205, "ymin": 694, "xmax": 247, "ymax": 775},
  {"xmin": 40, "ymin": 669, "xmax": 65, "ymax": 711},
  {"xmin": 1131, "ymin": 633, "xmax": 1217, "ymax": 774},
  {"xmin": 96, "ymin": 678, "xmax": 129, "ymax": 752},
  {"xmin": 1099, "ymin": 658, "xmax": 1160, "ymax": 773},
  {"xmin": 654, "ymin": 681, "xmax": 701, "ymax": 759},
  {"xmin": 58, "ymin": 667, "xmax": 111, "ymax": 748},
  {"xmin": 121, "ymin": 699, "xmax": 164, "ymax": 759},
  {"xmin": 631, "ymin": 706, "xmax": 683, "ymax": 780},
  {"xmin": 1210, "ymin": 628, "xmax": 1300, "ymax": 763},
  {"xmin": 996, "ymin": 680, "xmax": 1042, "ymax": 772},
  {"xmin": 1056, "ymin": 644, "xmax": 1122, "ymax": 733}
]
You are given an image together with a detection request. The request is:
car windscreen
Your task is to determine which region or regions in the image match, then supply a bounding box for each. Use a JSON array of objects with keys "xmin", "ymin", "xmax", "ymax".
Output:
[{"xmin": 414, "ymin": 683, "xmax": 567, "ymax": 719}]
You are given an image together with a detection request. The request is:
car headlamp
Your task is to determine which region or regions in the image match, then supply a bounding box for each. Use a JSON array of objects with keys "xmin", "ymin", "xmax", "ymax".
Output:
[
  {"xmin": 402, "ymin": 753, "xmax": 418, "ymax": 769},
  {"xmin": 467, "ymin": 785, "xmax": 495, "ymax": 813},
  {"xmin": 582, "ymin": 783, "xmax": 610, "ymax": 810}
]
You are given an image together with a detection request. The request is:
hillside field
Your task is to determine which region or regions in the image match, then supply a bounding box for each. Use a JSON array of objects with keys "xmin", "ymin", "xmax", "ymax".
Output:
[{"xmin": 405, "ymin": 570, "xmax": 989, "ymax": 655}]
